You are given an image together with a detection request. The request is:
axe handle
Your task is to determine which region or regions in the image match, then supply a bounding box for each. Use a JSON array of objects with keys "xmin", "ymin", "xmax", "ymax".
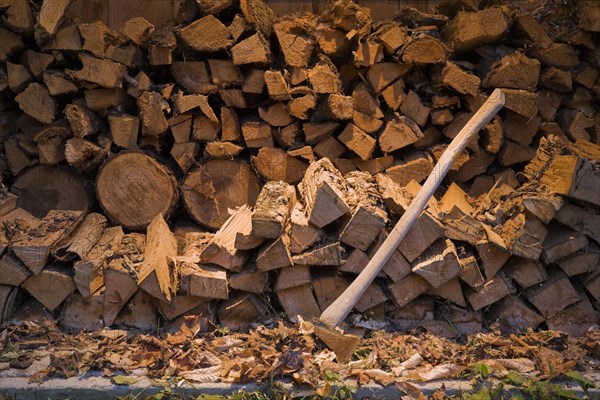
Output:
[{"xmin": 320, "ymin": 88, "xmax": 506, "ymax": 327}]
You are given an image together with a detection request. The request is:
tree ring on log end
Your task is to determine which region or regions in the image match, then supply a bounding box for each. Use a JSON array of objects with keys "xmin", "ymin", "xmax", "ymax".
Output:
[
  {"xmin": 182, "ymin": 159, "xmax": 261, "ymax": 230},
  {"xmin": 96, "ymin": 152, "xmax": 179, "ymax": 230},
  {"xmin": 11, "ymin": 165, "xmax": 94, "ymax": 218}
]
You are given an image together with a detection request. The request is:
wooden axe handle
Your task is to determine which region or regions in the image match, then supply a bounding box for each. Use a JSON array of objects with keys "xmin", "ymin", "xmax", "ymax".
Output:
[{"xmin": 320, "ymin": 88, "xmax": 506, "ymax": 327}]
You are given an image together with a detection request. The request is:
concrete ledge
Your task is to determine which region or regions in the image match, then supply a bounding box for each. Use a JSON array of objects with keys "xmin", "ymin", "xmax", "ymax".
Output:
[{"xmin": 0, "ymin": 375, "xmax": 596, "ymax": 400}]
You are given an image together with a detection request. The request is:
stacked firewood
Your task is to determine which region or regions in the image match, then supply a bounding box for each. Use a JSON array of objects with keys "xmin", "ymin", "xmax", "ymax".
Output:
[{"xmin": 0, "ymin": 0, "xmax": 598, "ymax": 337}]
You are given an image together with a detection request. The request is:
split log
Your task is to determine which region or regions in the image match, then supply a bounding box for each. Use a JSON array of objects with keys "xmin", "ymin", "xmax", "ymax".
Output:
[
  {"xmin": 259, "ymin": 103, "xmax": 294, "ymax": 127},
  {"xmin": 440, "ymin": 183, "xmax": 484, "ymax": 245},
  {"xmin": 314, "ymin": 136, "xmax": 345, "ymax": 160},
  {"xmin": 242, "ymin": 120, "xmax": 273, "ymax": 147},
  {"xmin": 256, "ymin": 235, "xmax": 293, "ymax": 270},
  {"xmin": 137, "ymin": 214, "xmax": 178, "ymax": 302},
  {"xmin": 442, "ymin": 7, "xmax": 509, "ymax": 53},
  {"xmin": 7, "ymin": 62, "xmax": 33, "ymax": 93},
  {"xmin": 384, "ymin": 153, "xmax": 434, "ymax": 187},
  {"xmin": 429, "ymin": 277, "xmax": 467, "ymax": 308},
  {"xmin": 339, "ymin": 172, "xmax": 387, "ymax": 251},
  {"xmin": 389, "ymin": 274, "xmax": 431, "ymax": 308},
  {"xmin": 353, "ymin": 40, "xmax": 383, "ymax": 67},
  {"xmin": 66, "ymin": 54, "xmax": 127, "ymax": 88},
  {"xmin": 0, "ymin": 285, "xmax": 17, "ymax": 323},
  {"xmin": 34, "ymin": 123, "xmax": 69, "ymax": 165},
  {"xmin": 120, "ymin": 17, "xmax": 154, "ymax": 45},
  {"xmin": 0, "ymin": 191, "xmax": 17, "ymax": 217},
  {"xmin": 466, "ymin": 273, "xmax": 514, "ymax": 311},
  {"xmin": 524, "ymin": 270, "xmax": 580, "ymax": 319},
  {"xmin": 324, "ymin": 94, "xmax": 353, "ymax": 121},
  {"xmin": 96, "ymin": 152, "xmax": 178, "ymax": 230},
  {"xmin": 412, "ymin": 239, "xmax": 461, "ymax": 288},
  {"xmin": 231, "ymin": 32, "xmax": 271, "ymax": 65},
  {"xmin": 542, "ymin": 225, "xmax": 589, "ymax": 265},
  {"xmin": 168, "ymin": 114, "xmax": 194, "ymax": 143},
  {"xmin": 440, "ymin": 61, "xmax": 480, "ymax": 96},
  {"xmin": 313, "ymin": 274, "xmax": 349, "ymax": 310},
  {"xmin": 402, "ymin": 36, "xmax": 448, "ymax": 64},
  {"xmin": 62, "ymin": 291, "xmax": 104, "ymax": 332},
  {"xmin": 114, "ymin": 290, "xmax": 157, "ymax": 331},
  {"xmin": 274, "ymin": 265, "xmax": 311, "ymax": 291},
  {"xmin": 182, "ymin": 160, "xmax": 260, "ymax": 229},
  {"xmin": 35, "ymin": 0, "xmax": 70, "ymax": 42},
  {"xmin": 292, "ymin": 242, "xmax": 343, "ymax": 266},
  {"xmin": 192, "ymin": 115, "xmax": 220, "ymax": 142},
  {"xmin": 317, "ymin": 28, "xmax": 351, "ymax": 57},
  {"xmin": 484, "ymin": 52, "xmax": 540, "ymax": 91},
  {"xmin": 242, "ymin": 68, "xmax": 265, "ymax": 94},
  {"xmin": 177, "ymin": 15, "xmax": 232, "ymax": 52},
  {"xmin": 179, "ymin": 263, "xmax": 228, "ymax": 299},
  {"xmin": 84, "ymin": 88, "xmax": 132, "ymax": 113},
  {"xmin": 103, "ymin": 233, "xmax": 145, "ymax": 327},
  {"xmin": 501, "ymin": 214, "xmax": 548, "ymax": 260},
  {"xmin": 170, "ymin": 142, "xmax": 199, "ymax": 172},
  {"xmin": 73, "ymin": 226, "xmax": 123, "ymax": 297},
  {"xmin": 476, "ymin": 226, "xmax": 511, "ymax": 280},
  {"xmin": 337, "ymin": 123, "xmax": 376, "ymax": 161},
  {"xmin": 368, "ymin": 230, "xmax": 411, "ymax": 282},
  {"xmin": 0, "ymin": 253, "xmax": 31, "ymax": 286},
  {"xmin": 521, "ymin": 192, "xmax": 562, "ymax": 224},
  {"xmin": 252, "ymin": 182, "xmax": 296, "ymax": 239},
  {"xmin": 108, "ymin": 115, "xmax": 139, "ymax": 150},
  {"xmin": 375, "ymin": 174, "xmax": 444, "ymax": 262},
  {"xmin": 171, "ymin": 62, "xmax": 216, "ymax": 94},
  {"xmin": 457, "ymin": 247, "xmax": 485, "ymax": 291},
  {"xmin": 289, "ymin": 202, "xmax": 322, "ymax": 254},
  {"xmin": 366, "ymin": 62, "xmax": 406, "ymax": 94},
  {"xmin": 200, "ymin": 206, "xmax": 251, "ymax": 271},
  {"xmin": 274, "ymin": 20, "xmax": 314, "ymax": 68},
  {"xmin": 558, "ymin": 247, "xmax": 600, "ymax": 277},
  {"xmin": 400, "ymin": 90, "xmax": 431, "ymax": 126},
  {"xmin": 524, "ymin": 137, "xmax": 600, "ymax": 207},
  {"xmin": 299, "ymin": 158, "xmax": 351, "ymax": 228},
  {"xmin": 379, "ymin": 116, "xmax": 423, "ymax": 153},
  {"xmin": 547, "ymin": 297, "xmax": 598, "ymax": 338},
  {"xmin": 488, "ymin": 296, "xmax": 544, "ymax": 334},
  {"xmin": 308, "ymin": 57, "xmax": 341, "ymax": 94},
  {"xmin": 504, "ymin": 257, "xmax": 548, "ymax": 289},
  {"xmin": 57, "ymin": 212, "xmax": 107, "ymax": 261},
  {"xmin": 137, "ymin": 91, "xmax": 169, "ymax": 136},
  {"xmin": 554, "ymin": 203, "xmax": 600, "ymax": 244},
  {"xmin": 218, "ymin": 292, "xmax": 268, "ymax": 330},
  {"xmin": 15, "ymin": 83, "xmax": 56, "ymax": 124},
  {"xmin": 276, "ymin": 284, "xmax": 320, "ymax": 321},
  {"xmin": 10, "ymin": 210, "xmax": 82, "ymax": 274},
  {"xmin": 22, "ymin": 264, "xmax": 76, "ymax": 311},
  {"xmin": 229, "ymin": 267, "xmax": 268, "ymax": 293}
]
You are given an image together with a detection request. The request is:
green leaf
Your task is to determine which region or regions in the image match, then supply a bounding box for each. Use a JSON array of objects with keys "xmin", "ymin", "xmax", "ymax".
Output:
[
  {"xmin": 471, "ymin": 363, "xmax": 491, "ymax": 378},
  {"xmin": 506, "ymin": 372, "xmax": 526, "ymax": 386},
  {"xmin": 324, "ymin": 370, "xmax": 340, "ymax": 382},
  {"xmin": 196, "ymin": 395, "xmax": 229, "ymax": 400},
  {"xmin": 112, "ymin": 375, "xmax": 138, "ymax": 385},
  {"xmin": 564, "ymin": 370, "xmax": 596, "ymax": 389},
  {"xmin": 555, "ymin": 388, "xmax": 581, "ymax": 400}
]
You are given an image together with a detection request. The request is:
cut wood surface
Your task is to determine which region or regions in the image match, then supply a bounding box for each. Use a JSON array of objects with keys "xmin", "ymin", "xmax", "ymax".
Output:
[
  {"xmin": 182, "ymin": 160, "xmax": 260, "ymax": 230},
  {"xmin": 0, "ymin": 0, "xmax": 598, "ymax": 338},
  {"xmin": 96, "ymin": 152, "xmax": 178, "ymax": 231}
]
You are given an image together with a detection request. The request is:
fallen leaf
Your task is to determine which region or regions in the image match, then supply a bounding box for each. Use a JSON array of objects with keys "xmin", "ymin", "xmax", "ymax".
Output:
[
  {"xmin": 412, "ymin": 364, "xmax": 465, "ymax": 381},
  {"xmin": 112, "ymin": 375, "xmax": 138, "ymax": 385},
  {"xmin": 180, "ymin": 366, "xmax": 221, "ymax": 383}
]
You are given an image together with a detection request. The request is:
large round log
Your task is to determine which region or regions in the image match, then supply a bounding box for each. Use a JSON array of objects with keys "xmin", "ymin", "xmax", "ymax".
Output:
[
  {"xmin": 96, "ymin": 152, "xmax": 178, "ymax": 230},
  {"xmin": 11, "ymin": 165, "xmax": 94, "ymax": 218},
  {"xmin": 182, "ymin": 160, "xmax": 261, "ymax": 229}
]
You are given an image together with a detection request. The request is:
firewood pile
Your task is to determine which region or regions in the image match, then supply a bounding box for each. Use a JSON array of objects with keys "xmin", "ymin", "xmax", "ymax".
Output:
[{"xmin": 0, "ymin": 0, "xmax": 599, "ymax": 337}]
